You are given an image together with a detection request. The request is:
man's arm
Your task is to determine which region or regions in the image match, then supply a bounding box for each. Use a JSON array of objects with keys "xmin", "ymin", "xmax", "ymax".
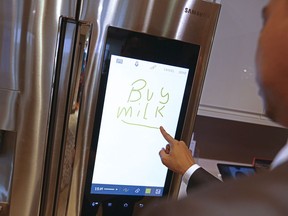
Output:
[
  {"xmin": 159, "ymin": 126, "xmax": 220, "ymax": 192},
  {"xmin": 186, "ymin": 167, "xmax": 221, "ymax": 193}
]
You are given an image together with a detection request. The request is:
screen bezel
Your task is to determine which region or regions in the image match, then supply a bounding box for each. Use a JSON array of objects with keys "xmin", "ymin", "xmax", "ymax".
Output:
[{"xmin": 82, "ymin": 26, "xmax": 200, "ymax": 213}]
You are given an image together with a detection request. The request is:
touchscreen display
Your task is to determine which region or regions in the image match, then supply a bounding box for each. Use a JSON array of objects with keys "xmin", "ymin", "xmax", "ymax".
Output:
[
  {"xmin": 91, "ymin": 55, "xmax": 189, "ymax": 197},
  {"xmin": 217, "ymin": 163, "xmax": 256, "ymax": 181},
  {"xmin": 82, "ymin": 26, "xmax": 200, "ymax": 213}
]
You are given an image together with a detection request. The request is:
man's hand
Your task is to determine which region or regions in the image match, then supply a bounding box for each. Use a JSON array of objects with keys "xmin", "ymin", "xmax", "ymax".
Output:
[{"xmin": 159, "ymin": 126, "xmax": 195, "ymax": 175}]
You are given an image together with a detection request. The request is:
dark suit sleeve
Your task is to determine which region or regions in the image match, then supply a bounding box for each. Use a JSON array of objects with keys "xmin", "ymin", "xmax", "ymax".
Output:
[{"xmin": 186, "ymin": 167, "xmax": 221, "ymax": 193}]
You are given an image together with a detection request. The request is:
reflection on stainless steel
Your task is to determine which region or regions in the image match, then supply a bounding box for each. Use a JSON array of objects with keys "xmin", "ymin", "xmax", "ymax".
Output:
[
  {"xmin": 0, "ymin": 203, "xmax": 9, "ymax": 216},
  {"xmin": 0, "ymin": 131, "xmax": 16, "ymax": 215},
  {"xmin": 40, "ymin": 17, "xmax": 79, "ymax": 216},
  {"xmin": 0, "ymin": 90, "xmax": 19, "ymax": 132},
  {"xmin": 39, "ymin": 16, "xmax": 93, "ymax": 216},
  {"xmin": 55, "ymin": 22, "xmax": 92, "ymax": 216},
  {"xmin": 39, "ymin": 17, "xmax": 92, "ymax": 216}
]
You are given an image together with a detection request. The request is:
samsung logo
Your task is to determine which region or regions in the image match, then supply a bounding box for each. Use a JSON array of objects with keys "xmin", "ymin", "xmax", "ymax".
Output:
[{"xmin": 184, "ymin": 8, "xmax": 208, "ymax": 18}]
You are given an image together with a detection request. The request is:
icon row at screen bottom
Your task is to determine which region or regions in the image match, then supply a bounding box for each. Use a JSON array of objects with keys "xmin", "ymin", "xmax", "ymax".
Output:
[
  {"xmin": 91, "ymin": 184, "xmax": 163, "ymax": 196},
  {"xmin": 91, "ymin": 201, "xmax": 145, "ymax": 209}
]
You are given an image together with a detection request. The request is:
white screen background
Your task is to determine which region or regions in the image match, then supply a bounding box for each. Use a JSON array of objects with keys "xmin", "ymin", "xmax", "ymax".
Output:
[{"xmin": 92, "ymin": 55, "xmax": 189, "ymax": 187}]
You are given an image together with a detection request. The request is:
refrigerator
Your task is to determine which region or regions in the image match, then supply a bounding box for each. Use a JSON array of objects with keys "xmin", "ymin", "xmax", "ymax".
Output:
[{"xmin": 0, "ymin": 0, "xmax": 220, "ymax": 215}]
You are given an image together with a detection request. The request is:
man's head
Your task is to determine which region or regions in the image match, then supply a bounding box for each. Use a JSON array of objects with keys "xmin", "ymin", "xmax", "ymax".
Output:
[{"xmin": 256, "ymin": 0, "xmax": 288, "ymax": 127}]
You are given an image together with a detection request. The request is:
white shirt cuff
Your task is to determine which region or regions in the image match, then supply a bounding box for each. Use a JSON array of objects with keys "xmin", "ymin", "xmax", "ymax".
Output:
[{"xmin": 182, "ymin": 164, "xmax": 201, "ymax": 185}]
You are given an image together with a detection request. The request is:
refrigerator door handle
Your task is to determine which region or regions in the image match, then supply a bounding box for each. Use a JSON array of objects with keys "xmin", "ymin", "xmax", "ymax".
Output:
[{"xmin": 40, "ymin": 16, "xmax": 92, "ymax": 216}]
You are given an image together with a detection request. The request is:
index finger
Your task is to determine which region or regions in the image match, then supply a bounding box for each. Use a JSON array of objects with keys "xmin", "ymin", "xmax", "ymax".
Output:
[{"xmin": 160, "ymin": 126, "xmax": 177, "ymax": 145}]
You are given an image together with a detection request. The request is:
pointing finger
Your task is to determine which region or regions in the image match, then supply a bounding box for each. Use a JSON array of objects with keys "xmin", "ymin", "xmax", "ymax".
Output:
[{"xmin": 160, "ymin": 126, "xmax": 177, "ymax": 145}]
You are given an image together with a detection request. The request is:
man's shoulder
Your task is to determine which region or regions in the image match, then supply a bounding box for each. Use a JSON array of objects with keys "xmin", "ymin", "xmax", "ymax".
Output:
[
  {"xmin": 184, "ymin": 162, "xmax": 288, "ymax": 215},
  {"xmin": 143, "ymin": 162, "xmax": 288, "ymax": 216}
]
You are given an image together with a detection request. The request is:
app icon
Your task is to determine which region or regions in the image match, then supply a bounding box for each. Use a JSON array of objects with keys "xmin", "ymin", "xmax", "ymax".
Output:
[
  {"xmin": 145, "ymin": 188, "xmax": 151, "ymax": 194},
  {"xmin": 107, "ymin": 202, "xmax": 113, "ymax": 207},
  {"xmin": 155, "ymin": 189, "xmax": 161, "ymax": 195},
  {"xmin": 91, "ymin": 202, "xmax": 99, "ymax": 207},
  {"xmin": 123, "ymin": 203, "xmax": 129, "ymax": 208}
]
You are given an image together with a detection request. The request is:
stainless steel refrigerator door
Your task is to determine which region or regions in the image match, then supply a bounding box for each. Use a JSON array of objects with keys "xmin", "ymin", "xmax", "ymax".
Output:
[
  {"xmin": 0, "ymin": 0, "xmax": 78, "ymax": 215},
  {"xmin": 63, "ymin": 0, "xmax": 220, "ymax": 215}
]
